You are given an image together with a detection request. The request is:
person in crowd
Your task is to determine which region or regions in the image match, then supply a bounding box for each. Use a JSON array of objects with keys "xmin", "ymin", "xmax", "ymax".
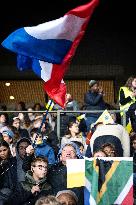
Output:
[
  {"xmin": 32, "ymin": 115, "xmax": 43, "ymax": 129},
  {"xmin": 61, "ymin": 121, "xmax": 85, "ymax": 149},
  {"xmin": 2, "ymin": 129, "xmax": 15, "ymax": 155},
  {"xmin": 35, "ymin": 195, "xmax": 61, "ymax": 205},
  {"xmin": 15, "ymin": 101, "xmax": 27, "ymax": 112},
  {"xmin": 5, "ymin": 157, "xmax": 52, "ymax": 205},
  {"xmin": 47, "ymin": 142, "xmax": 84, "ymax": 205},
  {"xmin": 27, "ymin": 107, "xmax": 35, "ymax": 123},
  {"xmin": 101, "ymin": 143, "xmax": 117, "ymax": 157},
  {"xmin": 84, "ymin": 80, "xmax": 107, "ymax": 131},
  {"xmin": 130, "ymin": 133, "xmax": 136, "ymax": 157},
  {"xmin": 16, "ymin": 137, "xmax": 31, "ymax": 182},
  {"xmin": 33, "ymin": 103, "xmax": 43, "ymax": 117},
  {"xmin": 71, "ymin": 141, "xmax": 85, "ymax": 155},
  {"xmin": 119, "ymin": 76, "xmax": 136, "ymax": 132},
  {"xmin": 65, "ymin": 93, "xmax": 79, "ymax": 111},
  {"xmin": 0, "ymin": 105, "xmax": 7, "ymax": 112},
  {"xmin": 89, "ymin": 120, "xmax": 130, "ymax": 157},
  {"xmin": 23, "ymin": 128, "xmax": 56, "ymax": 168},
  {"xmin": 93, "ymin": 149, "xmax": 107, "ymax": 157},
  {"xmin": 42, "ymin": 121, "xmax": 59, "ymax": 160},
  {"xmin": 12, "ymin": 101, "xmax": 27, "ymax": 119},
  {"xmin": 12, "ymin": 117, "xmax": 29, "ymax": 139},
  {"xmin": 56, "ymin": 190, "xmax": 78, "ymax": 205},
  {"xmin": 0, "ymin": 140, "xmax": 17, "ymax": 204},
  {"xmin": 0, "ymin": 113, "xmax": 9, "ymax": 130}
]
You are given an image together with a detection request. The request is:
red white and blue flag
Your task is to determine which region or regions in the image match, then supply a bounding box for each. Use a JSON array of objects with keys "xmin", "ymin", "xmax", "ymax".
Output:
[{"xmin": 1, "ymin": 0, "xmax": 99, "ymax": 108}]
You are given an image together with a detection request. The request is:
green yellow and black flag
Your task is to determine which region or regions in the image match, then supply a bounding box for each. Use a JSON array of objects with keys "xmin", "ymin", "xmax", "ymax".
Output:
[{"xmin": 67, "ymin": 158, "xmax": 133, "ymax": 205}]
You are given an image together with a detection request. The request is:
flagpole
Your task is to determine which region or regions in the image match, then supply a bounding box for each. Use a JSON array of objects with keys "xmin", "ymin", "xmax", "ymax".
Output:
[
  {"xmin": 39, "ymin": 99, "xmax": 53, "ymax": 132},
  {"xmin": 33, "ymin": 99, "xmax": 53, "ymax": 148}
]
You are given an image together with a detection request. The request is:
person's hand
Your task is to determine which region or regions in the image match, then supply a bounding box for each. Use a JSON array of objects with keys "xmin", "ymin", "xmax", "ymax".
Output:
[
  {"xmin": 99, "ymin": 87, "xmax": 104, "ymax": 95},
  {"xmin": 31, "ymin": 185, "xmax": 40, "ymax": 194},
  {"xmin": 26, "ymin": 145, "xmax": 34, "ymax": 156}
]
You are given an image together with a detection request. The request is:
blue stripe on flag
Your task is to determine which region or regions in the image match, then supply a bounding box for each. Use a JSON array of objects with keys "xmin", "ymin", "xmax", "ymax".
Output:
[
  {"xmin": 17, "ymin": 54, "xmax": 32, "ymax": 71},
  {"xmin": 2, "ymin": 28, "xmax": 72, "ymax": 64},
  {"xmin": 84, "ymin": 187, "xmax": 91, "ymax": 205},
  {"xmin": 32, "ymin": 59, "xmax": 42, "ymax": 79}
]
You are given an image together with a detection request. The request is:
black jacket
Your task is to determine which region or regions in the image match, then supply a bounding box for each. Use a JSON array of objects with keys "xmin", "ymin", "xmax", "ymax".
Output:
[
  {"xmin": 5, "ymin": 171, "xmax": 52, "ymax": 205},
  {"xmin": 48, "ymin": 162, "xmax": 84, "ymax": 205},
  {"xmin": 84, "ymin": 91, "xmax": 106, "ymax": 117}
]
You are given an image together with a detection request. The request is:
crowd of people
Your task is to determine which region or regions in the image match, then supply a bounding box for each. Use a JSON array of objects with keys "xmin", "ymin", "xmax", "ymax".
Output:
[{"xmin": 0, "ymin": 76, "xmax": 136, "ymax": 205}]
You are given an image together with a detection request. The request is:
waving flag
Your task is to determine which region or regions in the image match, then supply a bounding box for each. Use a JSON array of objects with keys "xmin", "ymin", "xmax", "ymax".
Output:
[
  {"xmin": 1, "ymin": 0, "xmax": 99, "ymax": 108},
  {"xmin": 67, "ymin": 158, "xmax": 133, "ymax": 205}
]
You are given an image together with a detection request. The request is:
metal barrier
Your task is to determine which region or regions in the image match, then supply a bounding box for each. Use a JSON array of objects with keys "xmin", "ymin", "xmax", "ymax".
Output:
[{"xmin": 0, "ymin": 109, "xmax": 127, "ymax": 141}]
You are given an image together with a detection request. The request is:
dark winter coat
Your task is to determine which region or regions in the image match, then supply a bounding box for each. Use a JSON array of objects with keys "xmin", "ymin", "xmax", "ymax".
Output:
[
  {"xmin": 5, "ymin": 170, "xmax": 52, "ymax": 205},
  {"xmin": 84, "ymin": 90, "xmax": 106, "ymax": 117}
]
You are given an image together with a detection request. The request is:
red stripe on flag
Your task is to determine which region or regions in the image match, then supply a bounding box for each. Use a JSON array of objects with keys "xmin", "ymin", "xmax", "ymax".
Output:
[
  {"xmin": 66, "ymin": 0, "xmax": 99, "ymax": 18},
  {"xmin": 121, "ymin": 186, "xmax": 133, "ymax": 205}
]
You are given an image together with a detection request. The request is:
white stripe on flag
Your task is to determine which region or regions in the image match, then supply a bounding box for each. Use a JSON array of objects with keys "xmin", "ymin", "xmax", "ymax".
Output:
[
  {"xmin": 25, "ymin": 14, "xmax": 86, "ymax": 41},
  {"xmin": 85, "ymin": 177, "xmax": 96, "ymax": 205},
  {"xmin": 114, "ymin": 174, "xmax": 133, "ymax": 204},
  {"xmin": 85, "ymin": 177, "xmax": 91, "ymax": 192},
  {"xmin": 66, "ymin": 159, "xmax": 85, "ymax": 173},
  {"xmin": 40, "ymin": 60, "xmax": 53, "ymax": 82}
]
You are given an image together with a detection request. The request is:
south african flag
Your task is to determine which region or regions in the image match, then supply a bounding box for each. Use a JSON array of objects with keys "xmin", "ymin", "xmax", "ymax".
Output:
[{"xmin": 84, "ymin": 158, "xmax": 133, "ymax": 205}]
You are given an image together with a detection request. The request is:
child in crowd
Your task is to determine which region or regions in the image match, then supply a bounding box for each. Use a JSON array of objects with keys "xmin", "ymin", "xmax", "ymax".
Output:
[{"xmin": 24, "ymin": 128, "xmax": 56, "ymax": 166}]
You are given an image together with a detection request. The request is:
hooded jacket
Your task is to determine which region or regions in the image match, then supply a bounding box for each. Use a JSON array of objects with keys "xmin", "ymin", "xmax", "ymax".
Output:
[{"xmin": 16, "ymin": 138, "xmax": 31, "ymax": 182}]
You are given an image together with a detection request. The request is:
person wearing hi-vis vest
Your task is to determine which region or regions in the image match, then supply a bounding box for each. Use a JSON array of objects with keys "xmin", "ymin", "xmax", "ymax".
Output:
[{"xmin": 119, "ymin": 76, "xmax": 136, "ymax": 133}]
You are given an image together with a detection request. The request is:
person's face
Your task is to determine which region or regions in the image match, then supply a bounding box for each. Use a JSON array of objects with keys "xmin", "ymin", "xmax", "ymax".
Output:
[
  {"xmin": 31, "ymin": 133, "xmax": 43, "ymax": 145},
  {"xmin": 18, "ymin": 141, "xmax": 29, "ymax": 159},
  {"xmin": 33, "ymin": 119, "xmax": 42, "ymax": 128},
  {"xmin": 79, "ymin": 146, "xmax": 84, "ymax": 154},
  {"xmin": 57, "ymin": 193, "xmax": 77, "ymax": 205},
  {"xmin": 16, "ymin": 103, "xmax": 23, "ymax": 111},
  {"xmin": 0, "ymin": 115, "xmax": 6, "ymax": 123},
  {"xmin": 0, "ymin": 145, "xmax": 9, "ymax": 160},
  {"xmin": 103, "ymin": 146, "xmax": 116, "ymax": 157},
  {"xmin": 66, "ymin": 94, "xmax": 72, "ymax": 102},
  {"xmin": 27, "ymin": 108, "xmax": 33, "ymax": 116},
  {"xmin": 93, "ymin": 151, "xmax": 106, "ymax": 157},
  {"xmin": 132, "ymin": 78, "xmax": 136, "ymax": 89},
  {"xmin": 34, "ymin": 104, "xmax": 41, "ymax": 111},
  {"xmin": 91, "ymin": 83, "xmax": 99, "ymax": 92},
  {"xmin": 132, "ymin": 140, "xmax": 136, "ymax": 150},
  {"xmin": 60, "ymin": 145, "xmax": 77, "ymax": 163},
  {"xmin": 69, "ymin": 123, "xmax": 79, "ymax": 134},
  {"xmin": 32, "ymin": 161, "xmax": 48, "ymax": 180},
  {"xmin": 13, "ymin": 119, "xmax": 20, "ymax": 129},
  {"xmin": 2, "ymin": 134, "xmax": 12, "ymax": 144}
]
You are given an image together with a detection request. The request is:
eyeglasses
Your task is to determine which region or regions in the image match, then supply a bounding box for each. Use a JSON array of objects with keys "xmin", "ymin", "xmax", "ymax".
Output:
[{"xmin": 34, "ymin": 165, "xmax": 48, "ymax": 171}]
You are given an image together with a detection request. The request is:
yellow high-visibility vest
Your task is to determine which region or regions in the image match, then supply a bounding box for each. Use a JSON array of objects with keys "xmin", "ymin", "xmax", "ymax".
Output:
[{"xmin": 119, "ymin": 86, "xmax": 136, "ymax": 116}]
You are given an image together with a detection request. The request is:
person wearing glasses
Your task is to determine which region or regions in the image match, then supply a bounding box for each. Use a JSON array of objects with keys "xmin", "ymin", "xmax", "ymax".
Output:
[{"xmin": 5, "ymin": 157, "xmax": 52, "ymax": 205}]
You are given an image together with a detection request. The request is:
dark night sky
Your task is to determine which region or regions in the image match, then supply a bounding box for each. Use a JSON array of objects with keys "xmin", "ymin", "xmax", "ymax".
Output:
[{"xmin": 0, "ymin": 0, "xmax": 136, "ymax": 67}]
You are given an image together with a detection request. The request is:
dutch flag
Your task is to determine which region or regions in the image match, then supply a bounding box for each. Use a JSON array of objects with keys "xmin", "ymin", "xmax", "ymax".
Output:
[{"xmin": 1, "ymin": 0, "xmax": 99, "ymax": 108}]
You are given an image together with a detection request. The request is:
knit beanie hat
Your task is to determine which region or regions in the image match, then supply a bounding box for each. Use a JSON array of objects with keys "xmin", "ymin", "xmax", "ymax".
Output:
[{"xmin": 89, "ymin": 80, "xmax": 97, "ymax": 87}]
